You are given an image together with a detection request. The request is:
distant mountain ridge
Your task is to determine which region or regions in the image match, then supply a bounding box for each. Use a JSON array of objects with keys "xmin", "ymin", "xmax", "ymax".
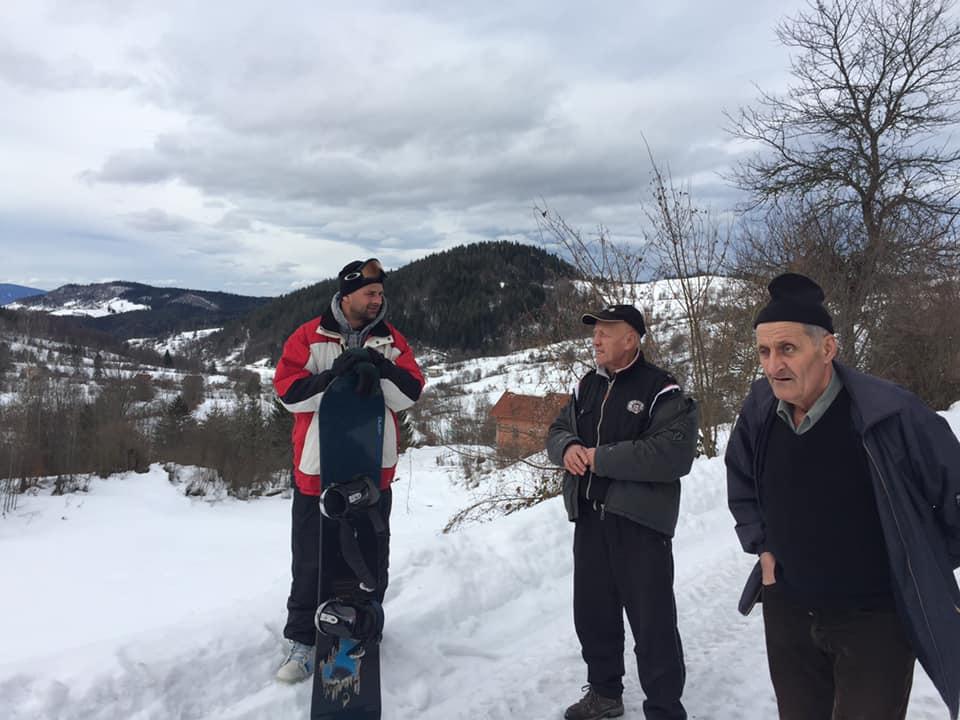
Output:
[
  {"xmin": 10, "ymin": 281, "xmax": 272, "ymax": 339},
  {"xmin": 0, "ymin": 283, "xmax": 46, "ymax": 305}
]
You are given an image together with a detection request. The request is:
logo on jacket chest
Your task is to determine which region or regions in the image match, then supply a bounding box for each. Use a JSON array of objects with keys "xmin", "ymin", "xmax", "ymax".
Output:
[{"xmin": 626, "ymin": 399, "xmax": 645, "ymax": 414}]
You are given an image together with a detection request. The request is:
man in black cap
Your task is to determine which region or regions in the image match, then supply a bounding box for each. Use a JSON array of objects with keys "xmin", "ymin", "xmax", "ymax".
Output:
[
  {"xmin": 272, "ymin": 258, "xmax": 424, "ymax": 682},
  {"xmin": 547, "ymin": 304, "xmax": 698, "ymax": 720},
  {"xmin": 726, "ymin": 273, "xmax": 960, "ymax": 719}
]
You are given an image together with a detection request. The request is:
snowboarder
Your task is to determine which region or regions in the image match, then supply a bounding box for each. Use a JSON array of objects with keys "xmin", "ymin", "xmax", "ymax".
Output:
[{"xmin": 272, "ymin": 258, "xmax": 424, "ymax": 683}]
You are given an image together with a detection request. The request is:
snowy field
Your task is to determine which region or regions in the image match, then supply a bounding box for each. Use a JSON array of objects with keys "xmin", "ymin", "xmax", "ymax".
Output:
[{"xmin": 2, "ymin": 405, "xmax": 959, "ymax": 719}]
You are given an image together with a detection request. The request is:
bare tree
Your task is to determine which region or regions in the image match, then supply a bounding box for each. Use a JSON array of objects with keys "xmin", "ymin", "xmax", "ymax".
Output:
[
  {"xmin": 728, "ymin": 0, "xmax": 960, "ymax": 361},
  {"xmin": 643, "ymin": 154, "xmax": 755, "ymax": 456},
  {"xmin": 534, "ymin": 203, "xmax": 666, "ymax": 380},
  {"xmin": 535, "ymin": 204, "xmax": 647, "ymax": 307}
]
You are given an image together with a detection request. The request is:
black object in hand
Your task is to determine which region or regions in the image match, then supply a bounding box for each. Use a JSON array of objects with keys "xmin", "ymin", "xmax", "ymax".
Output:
[
  {"xmin": 353, "ymin": 362, "xmax": 380, "ymax": 395},
  {"xmin": 365, "ymin": 347, "xmax": 387, "ymax": 369},
  {"xmin": 331, "ymin": 348, "xmax": 370, "ymax": 376},
  {"xmin": 738, "ymin": 560, "xmax": 763, "ymax": 616}
]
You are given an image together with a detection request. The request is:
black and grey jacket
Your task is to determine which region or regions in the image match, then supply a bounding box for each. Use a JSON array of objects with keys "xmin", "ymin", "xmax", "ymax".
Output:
[{"xmin": 546, "ymin": 353, "xmax": 699, "ymax": 537}]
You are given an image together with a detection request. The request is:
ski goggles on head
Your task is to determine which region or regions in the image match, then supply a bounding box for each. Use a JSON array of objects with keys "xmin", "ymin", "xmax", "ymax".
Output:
[
  {"xmin": 341, "ymin": 258, "xmax": 384, "ymax": 282},
  {"xmin": 339, "ymin": 257, "xmax": 386, "ymax": 295}
]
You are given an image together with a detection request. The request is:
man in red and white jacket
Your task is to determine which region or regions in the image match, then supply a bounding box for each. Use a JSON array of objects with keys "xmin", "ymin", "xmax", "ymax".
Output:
[{"xmin": 272, "ymin": 258, "xmax": 424, "ymax": 683}]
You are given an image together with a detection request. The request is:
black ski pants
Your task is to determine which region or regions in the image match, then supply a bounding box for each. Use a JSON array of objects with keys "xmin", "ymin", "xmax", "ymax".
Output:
[
  {"xmin": 284, "ymin": 484, "xmax": 392, "ymax": 646},
  {"xmin": 573, "ymin": 500, "xmax": 687, "ymax": 720},
  {"xmin": 761, "ymin": 582, "xmax": 915, "ymax": 719}
]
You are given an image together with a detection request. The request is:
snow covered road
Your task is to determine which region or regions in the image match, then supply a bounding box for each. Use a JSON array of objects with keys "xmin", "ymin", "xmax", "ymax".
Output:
[{"xmin": 1, "ymin": 436, "xmax": 956, "ymax": 719}]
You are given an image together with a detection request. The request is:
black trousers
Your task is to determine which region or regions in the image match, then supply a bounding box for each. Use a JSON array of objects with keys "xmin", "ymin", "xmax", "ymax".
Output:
[
  {"xmin": 573, "ymin": 501, "xmax": 687, "ymax": 720},
  {"xmin": 283, "ymin": 484, "xmax": 392, "ymax": 646},
  {"xmin": 762, "ymin": 583, "xmax": 915, "ymax": 720}
]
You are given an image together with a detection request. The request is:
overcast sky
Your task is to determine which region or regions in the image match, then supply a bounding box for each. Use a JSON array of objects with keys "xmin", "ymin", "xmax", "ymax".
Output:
[{"xmin": 1, "ymin": 0, "xmax": 810, "ymax": 296}]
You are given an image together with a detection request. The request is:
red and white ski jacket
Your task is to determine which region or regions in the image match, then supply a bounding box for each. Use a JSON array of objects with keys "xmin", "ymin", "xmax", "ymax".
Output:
[{"xmin": 273, "ymin": 313, "xmax": 424, "ymax": 495}]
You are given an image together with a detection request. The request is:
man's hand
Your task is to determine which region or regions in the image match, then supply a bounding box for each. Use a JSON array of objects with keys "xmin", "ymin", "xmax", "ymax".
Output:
[
  {"xmin": 563, "ymin": 444, "xmax": 591, "ymax": 476},
  {"xmin": 331, "ymin": 348, "xmax": 370, "ymax": 377},
  {"xmin": 354, "ymin": 362, "xmax": 380, "ymax": 395},
  {"xmin": 760, "ymin": 551, "xmax": 777, "ymax": 586},
  {"xmin": 365, "ymin": 347, "xmax": 388, "ymax": 369}
]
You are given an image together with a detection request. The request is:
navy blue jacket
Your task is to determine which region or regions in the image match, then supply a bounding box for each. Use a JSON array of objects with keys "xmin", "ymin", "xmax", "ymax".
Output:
[{"xmin": 726, "ymin": 363, "xmax": 960, "ymax": 718}]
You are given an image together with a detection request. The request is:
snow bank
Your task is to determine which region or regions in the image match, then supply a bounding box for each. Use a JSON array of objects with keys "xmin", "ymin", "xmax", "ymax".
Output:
[{"xmin": 0, "ymin": 442, "xmax": 952, "ymax": 719}]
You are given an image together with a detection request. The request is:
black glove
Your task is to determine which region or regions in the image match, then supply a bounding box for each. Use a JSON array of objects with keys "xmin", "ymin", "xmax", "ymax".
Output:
[
  {"xmin": 365, "ymin": 347, "xmax": 388, "ymax": 369},
  {"xmin": 331, "ymin": 347, "xmax": 371, "ymax": 377},
  {"xmin": 353, "ymin": 361, "xmax": 380, "ymax": 395}
]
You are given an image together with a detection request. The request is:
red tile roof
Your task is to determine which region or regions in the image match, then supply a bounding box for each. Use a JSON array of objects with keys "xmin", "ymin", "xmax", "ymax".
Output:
[{"xmin": 490, "ymin": 391, "xmax": 569, "ymax": 422}]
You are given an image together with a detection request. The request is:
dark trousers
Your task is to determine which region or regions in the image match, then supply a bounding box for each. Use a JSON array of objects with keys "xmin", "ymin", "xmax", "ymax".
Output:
[
  {"xmin": 762, "ymin": 583, "xmax": 915, "ymax": 720},
  {"xmin": 283, "ymin": 484, "xmax": 392, "ymax": 646},
  {"xmin": 573, "ymin": 501, "xmax": 686, "ymax": 720}
]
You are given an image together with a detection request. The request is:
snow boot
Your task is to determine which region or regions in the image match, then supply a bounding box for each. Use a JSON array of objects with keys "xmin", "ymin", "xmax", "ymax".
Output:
[
  {"xmin": 275, "ymin": 639, "xmax": 314, "ymax": 683},
  {"xmin": 564, "ymin": 686, "xmax": 625, "ymax": 720}
]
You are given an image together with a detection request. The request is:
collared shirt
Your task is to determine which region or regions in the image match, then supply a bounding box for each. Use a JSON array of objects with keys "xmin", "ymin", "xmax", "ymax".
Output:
[{"xmin": 776, "ymin": 369, "xmax": 843, "ymax": 435}]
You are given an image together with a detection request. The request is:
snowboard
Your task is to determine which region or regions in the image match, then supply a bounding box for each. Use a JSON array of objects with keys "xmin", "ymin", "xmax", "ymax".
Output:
[{"xmin": 312, "ymin": 368, "xmax": 385, "ymax": 720}]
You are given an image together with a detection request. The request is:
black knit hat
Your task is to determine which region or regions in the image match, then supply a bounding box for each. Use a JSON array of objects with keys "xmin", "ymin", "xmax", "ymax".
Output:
[
  {"xmin": 754, "ymin": 273, "xmax": 834, "ymax": 333},
  {"xmin": 582, "ymin": 304, "xmax": 646, "ymax": 338},
  {"xmin": 339, "ymin": 258, "xmax": 386, "ymax": 297}
]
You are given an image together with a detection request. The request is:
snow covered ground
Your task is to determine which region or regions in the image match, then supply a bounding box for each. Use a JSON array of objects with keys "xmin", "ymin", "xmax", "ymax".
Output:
[
  {"xmin": 2, "ymin": 406, "xmax": 959, "ymax": 719},
  {"xmin": 7, "ymin": 298, "xmax": 151, "ymax": 317},
  {"xmin": 128, "ymin": 328, "xmax": 222, "ymax": 356}
]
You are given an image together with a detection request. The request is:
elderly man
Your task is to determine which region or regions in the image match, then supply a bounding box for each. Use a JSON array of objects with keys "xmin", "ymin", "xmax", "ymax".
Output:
[
  {"xmin": 726, "ymin": 273, "xmax": 960, "ymax": 719},
  {"xmin": 547, "ymin": 304, "xmax": 698, "ymax": 720}
]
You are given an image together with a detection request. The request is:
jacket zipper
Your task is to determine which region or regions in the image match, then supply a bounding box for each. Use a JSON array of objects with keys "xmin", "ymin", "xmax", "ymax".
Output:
[
  {"xmin": 864, "ymin": 441, "xmax": 947, "ymax": 684},
  {"xmin": 587, "ymin": 374, "xmax": 615, "ymax": 512}
]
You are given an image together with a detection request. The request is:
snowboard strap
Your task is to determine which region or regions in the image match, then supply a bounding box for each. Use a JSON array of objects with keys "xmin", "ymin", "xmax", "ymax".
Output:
[
  {"xmin": 338, "ymin": 517, "xmax": 381, "ymax": 592},
  {"xmin": 320, "ymin": 474, "xmax": 388, "ymax": 593}
]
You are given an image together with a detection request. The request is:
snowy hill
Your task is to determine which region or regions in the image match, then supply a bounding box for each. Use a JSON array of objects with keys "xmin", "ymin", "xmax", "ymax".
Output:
[
  {"xmin": 7, "ymin": 281, "xmax": 271, "ymax": 339},
  {"xmin": 8, "ymin": 282, "xmax": 157, "ymax": 317},
  {"xmin": 2, "ymin": 404, "xmax": 959, "ymax": 718},
  {"xmin": 0, "ymin": 283, "xmax": 46, "ymax": 306}
]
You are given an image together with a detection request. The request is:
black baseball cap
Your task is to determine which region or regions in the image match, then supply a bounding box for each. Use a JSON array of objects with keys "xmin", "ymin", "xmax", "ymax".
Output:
[{"xmin": 582, "ymin": 304, "xmax": 646, "ymax": 338}]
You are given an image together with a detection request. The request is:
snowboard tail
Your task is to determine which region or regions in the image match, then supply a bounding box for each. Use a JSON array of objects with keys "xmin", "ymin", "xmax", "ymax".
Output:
[{"xmin": 312, "ymin": 636, "xmax": 382, "ymax": 719}]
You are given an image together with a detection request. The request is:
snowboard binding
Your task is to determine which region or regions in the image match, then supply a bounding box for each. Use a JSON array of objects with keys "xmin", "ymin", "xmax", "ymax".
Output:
[
  {"xmin": 319, "ymin": 474, "xmax": 387, "ymax": 594},
  {"xmin": 315, "ymin": 597, "xmax": 385, "ymax": 645},
  {"xmin": 319, "ymin": 474, "xmax": 381, "ymax": 520}
]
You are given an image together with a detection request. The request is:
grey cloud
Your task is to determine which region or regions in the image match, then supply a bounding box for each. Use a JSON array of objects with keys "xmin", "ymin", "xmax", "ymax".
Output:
[
  {"xmin": 48, "ymin": 0, "xmax": 158, "ymax": 24},
  {"xmin": 216, "ymin": 212, "xmax": 254, "ymax": 231},
  {"xmin": 124, "ymin": 208, "xmax": 193, "ymax": 233},
  {"xmin": 85, "ymin": 148, "xmax": 174, "ymax": 184},
  {"xmin": 272, "ymin": 261, "xmax": 299, "ymax": 274},
  {"xmin": 177, "ymin": 236, "xmax": 238, "ymax": 257},
  {"xmin": 0, "ymin": 47, "xmax": 140, "ymax": 92}
]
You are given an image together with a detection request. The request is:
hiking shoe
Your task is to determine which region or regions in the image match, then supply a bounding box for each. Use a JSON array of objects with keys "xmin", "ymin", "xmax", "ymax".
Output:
[
  {"xmin": 564, "ymin": 686, "xmax": 625, "ymax": 720},
  {"xmin": 275, "ymin": 639, "xmax": 314, "ymax": 683}
]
